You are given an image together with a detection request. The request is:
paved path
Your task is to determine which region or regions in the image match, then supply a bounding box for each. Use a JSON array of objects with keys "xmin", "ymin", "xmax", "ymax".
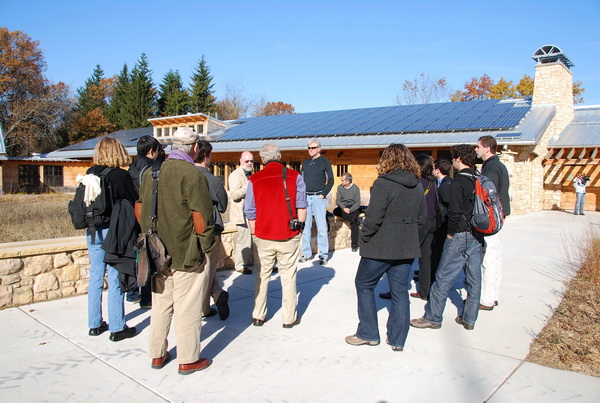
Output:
[{"xmin": 1, "ymin": 211, "xmax": 599, "ymax": 402}]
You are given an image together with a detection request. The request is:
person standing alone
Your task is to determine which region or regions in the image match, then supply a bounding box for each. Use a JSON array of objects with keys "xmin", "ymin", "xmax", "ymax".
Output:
[{"xmin": 300, "ymin": 138, "xmax": 334, "ymax": 265}]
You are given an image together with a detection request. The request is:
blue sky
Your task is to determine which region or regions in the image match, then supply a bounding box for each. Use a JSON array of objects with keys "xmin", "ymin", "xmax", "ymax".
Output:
[{"xmin": 1, "ymin": 0, "xmax": 599, "ymax": 113}]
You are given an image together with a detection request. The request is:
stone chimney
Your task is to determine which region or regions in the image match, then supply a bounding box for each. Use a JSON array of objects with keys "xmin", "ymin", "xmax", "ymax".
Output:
[{"xmin": 532, "ymin": 45, "xmax": 575, "ymax": 144}]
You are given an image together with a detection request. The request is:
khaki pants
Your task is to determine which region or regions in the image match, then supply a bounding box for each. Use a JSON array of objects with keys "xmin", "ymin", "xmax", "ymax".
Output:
[
  {"xmin": 234, "ymin": 223, "xmax": 253, "ymax": 271},
  {"xmin": 202, "ymin": 235, "xmax": 225, "ymax": 316},
  {"xmin": 148, "ymin": 259, "xmax": 208, "ymax": 364},
  {"xmin": 253, "ymin": 235, "xmax": 301, "ymax": 324}
]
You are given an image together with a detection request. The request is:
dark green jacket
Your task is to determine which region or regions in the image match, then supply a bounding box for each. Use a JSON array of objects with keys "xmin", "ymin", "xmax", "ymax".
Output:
[{"xmin": 138, "ymin": 158, "xmax": 214, "ymax": 271}]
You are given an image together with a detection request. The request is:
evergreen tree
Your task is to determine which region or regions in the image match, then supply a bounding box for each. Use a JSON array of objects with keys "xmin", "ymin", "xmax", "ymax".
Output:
[
  {"xmin": 106, "ymin": 63, "xmax": 134, "ymax": 129},
  {"xmin": 76, "ymin": 65, "xmax": 108, "ymax": 114},
  {"xmin": 128, "ymin": 53, "xmax": 156, "ymax": 127},
  {"xmin": 158, "ymin": 70, "xmax": 189, "ymax": 116},
  {"xmin": 189, "ymin": 56, "xmax": 216, "ymax": 115}
]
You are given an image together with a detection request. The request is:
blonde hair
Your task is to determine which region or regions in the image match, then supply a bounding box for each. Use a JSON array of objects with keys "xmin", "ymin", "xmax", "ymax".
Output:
[
  {"xmin": 377, "ymin": 144, "xmax": 421, "ymax": 177},
  {"xmin": 93, "ymin": 137, "xmax": 131, "ymax": 167}
]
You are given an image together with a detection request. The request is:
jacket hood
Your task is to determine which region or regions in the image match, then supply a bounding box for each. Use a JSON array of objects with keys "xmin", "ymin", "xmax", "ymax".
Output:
[{"xmin": 379, "ymin": 168, "xmax": 420, "ymax": 188}]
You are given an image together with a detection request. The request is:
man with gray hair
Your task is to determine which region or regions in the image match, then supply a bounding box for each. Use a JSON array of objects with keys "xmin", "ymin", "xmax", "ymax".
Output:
[
  {"xmin": 245, "ymin": 143, "xmax": 307, "ymax": 328},
  {"xmin": 300, "ymin": 138, "xmax": 334, "ymax": 265},
  {"xmin": 333, "ymin": 172, "xmax": 361, "ymax": 252},
  {"xmin": 136, "ymin": 127, "xmax": 215, "ymax": 375}
]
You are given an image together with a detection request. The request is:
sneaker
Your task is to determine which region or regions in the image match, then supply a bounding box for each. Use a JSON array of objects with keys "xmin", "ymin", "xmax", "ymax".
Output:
[
  {"xmin": 455, "ymin": 316, "xmax": 475, "ymax": 330},
  {"xmin": 319, "ymin": 257, "xmax": 329, "ymax": 265},
  {"xmin": 127, "ymin": 296, "xmax": 141, "ymax": 304},
  {"xmin": 410, "ymin": 317, "xmax": 441, "ymax": 329},
  {"xmin": 299, "ymin": 256, "xmax": 311, "ymax": 263},
  {"xmin": 345, "ymin": 334, "xmax": 379, "ymax": 346}
]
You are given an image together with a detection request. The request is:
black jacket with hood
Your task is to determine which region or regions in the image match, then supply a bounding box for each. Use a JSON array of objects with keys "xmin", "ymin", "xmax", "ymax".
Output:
[{"xmin": 359, "ymin": 168, "xmax": 426, "ymax": 260}]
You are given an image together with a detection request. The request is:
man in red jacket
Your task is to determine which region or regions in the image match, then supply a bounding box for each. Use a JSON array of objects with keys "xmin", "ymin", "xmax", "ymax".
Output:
[{"xmin": 244, "ymin": 143, "xmax": 307, "ymax": 328}]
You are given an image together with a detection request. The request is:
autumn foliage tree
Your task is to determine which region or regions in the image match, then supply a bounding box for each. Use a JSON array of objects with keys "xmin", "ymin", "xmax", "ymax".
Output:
[
  {"xmin": 0, "ymin": 28, "xmax": 72, "ymax": 156},
  {"xmin": 254, "ymin": 101, "xmax": 295, "ymax": 116}
]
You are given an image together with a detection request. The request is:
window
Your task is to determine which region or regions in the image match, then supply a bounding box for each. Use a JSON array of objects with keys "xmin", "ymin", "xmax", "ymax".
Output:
[
  {"xmin": 19, "ymin": 165, "xmax": 40, "ymax": 186},
  {"xmin": 196, "ymin": 124, "xmax": 204, "ymax": 134},
  {"xmin": 215, "ymin": 163, "xmax": 225, "ymax": 177},
  {"xmin": 288, "ymin": 161, "xmax": 301, "ymax": 171},
  {"xmin": 164, "ymin": 127, "xmax": 170, "ymax": 136},
  {"xmin": 253, "ymin": 162, "xmax": 261, "ymax": 174},
  {"xmin": 43, "ymin": 166, "xmax": 63, "ymax": 187},
  {"xmin": 336, "ymin": 164, "xmax": 348, "ymax": 177},
  {"xmin": 156, "ymin": 128, "xmax": 162, "ymax": 137}
]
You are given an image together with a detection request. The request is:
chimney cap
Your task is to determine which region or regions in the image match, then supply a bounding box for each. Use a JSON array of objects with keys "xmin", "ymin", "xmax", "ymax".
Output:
[{"xmin": 532, "ymin": 45, "xmax": 574, "ymax": 69}]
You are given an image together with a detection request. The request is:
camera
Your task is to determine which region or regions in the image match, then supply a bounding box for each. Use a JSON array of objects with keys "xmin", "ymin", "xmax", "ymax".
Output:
[
  {"xmin": 289, "ymin": 219, "xmax": 305, "ymax": 231},
  {"xmin": 583, "ymin": 175, "xmax": 591, "ymax": 182}
]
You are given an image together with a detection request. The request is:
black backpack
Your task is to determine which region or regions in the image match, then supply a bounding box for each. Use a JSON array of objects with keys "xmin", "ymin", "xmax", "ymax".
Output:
[{"xmin": 68, "ymin": 167, "xmax": 114, "ymax": 240}]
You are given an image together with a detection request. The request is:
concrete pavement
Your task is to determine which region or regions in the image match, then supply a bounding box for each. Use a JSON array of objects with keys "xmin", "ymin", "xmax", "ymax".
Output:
[{"xmin": 1, "ymin": 211, "xmax": 599, "ymax": 402}]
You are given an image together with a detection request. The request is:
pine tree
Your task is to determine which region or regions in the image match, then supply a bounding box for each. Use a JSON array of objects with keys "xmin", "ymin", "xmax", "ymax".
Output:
[
  {"xmin": 189, "ymin": 56, "xmax": 216, "ymax": 115},
  {"xmin": 128, "ymin": 53, "xmax": 157, "ymax": 127},
  {"xmin": 76, "ymin": 65, "xmax": 108, "ymax": 114},
  {"xmin": 158, "ymin": 70, "xmax": 189, "ymax": 116},
  {"xmin": 106, "ymin": 63, "xmax": 134, "ymax": 129}
]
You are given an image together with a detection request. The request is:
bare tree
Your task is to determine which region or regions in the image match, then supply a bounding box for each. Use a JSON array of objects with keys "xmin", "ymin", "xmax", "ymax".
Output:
[
  {"xmin": 396, "ymin": 73, "xmax": 450, "ymax": 105},
  {"xmin": 215, "ymin": 81, "xmax": 252, "ymax": 121}
]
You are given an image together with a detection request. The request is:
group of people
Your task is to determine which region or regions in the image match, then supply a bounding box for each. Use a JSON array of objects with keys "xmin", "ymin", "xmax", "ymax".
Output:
[{"xmin": 83, "ymin": 128, "xmax": 510, "ymax": 375}]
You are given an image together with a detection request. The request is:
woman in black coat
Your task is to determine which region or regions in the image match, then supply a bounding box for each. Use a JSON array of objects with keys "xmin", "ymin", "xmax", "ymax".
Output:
[{"xmin": 345, "ymin": 144, "xmax": 425, "ymax": 351}]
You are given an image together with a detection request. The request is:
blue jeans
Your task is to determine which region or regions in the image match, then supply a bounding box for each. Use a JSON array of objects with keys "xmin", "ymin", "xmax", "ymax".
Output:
[
  {"xmin": 575, "ymin": 192, "xmax": 586, "ymax": 214},
  {"xmin": 355, "ymin": 257, "xmax": 413, "ymax": 348},
  {"xmin": 425, "ymin": 231, "xmax": 482, "ymax": 326},
  {"xmin": 87, "ymin": 227, "xmax": 126, "ymax": 332},
  {"xmin": 301, "ymin": 195, "xmax": 329, "ymax": 259}
]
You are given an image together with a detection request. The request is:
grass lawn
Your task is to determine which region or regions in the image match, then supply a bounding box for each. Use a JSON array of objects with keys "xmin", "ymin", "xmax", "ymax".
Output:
[{"xmin": 0, "ymin": 194, "xmax": 85, "ymax": 243}]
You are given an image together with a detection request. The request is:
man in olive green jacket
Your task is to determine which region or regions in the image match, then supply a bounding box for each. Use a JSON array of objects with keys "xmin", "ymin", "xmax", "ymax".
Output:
[{"xmin": 137, "ymin": 127, "xmax": 215, "ymax": 376}]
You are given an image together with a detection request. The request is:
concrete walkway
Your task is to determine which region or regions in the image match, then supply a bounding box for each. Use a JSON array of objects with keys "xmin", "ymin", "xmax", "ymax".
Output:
[{"xmin": 1, "ymin": 211, "xmax": 599, "ymax": 402}]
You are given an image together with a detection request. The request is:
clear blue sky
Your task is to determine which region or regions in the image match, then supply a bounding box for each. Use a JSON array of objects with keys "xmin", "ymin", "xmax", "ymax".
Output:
[{"xmin": 2, "ymin": 0, "xmax": 599, "ymax": 113}]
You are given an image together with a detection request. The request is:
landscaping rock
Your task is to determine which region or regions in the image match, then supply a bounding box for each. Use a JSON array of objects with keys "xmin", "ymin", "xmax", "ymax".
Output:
[
  {"xmin": 12, "ymin": 287, "xmax": 33, "ymax": 305},
  {"xmin": 0, "ymin": 285, "xmax": 11, "ymax": 308},
  {"xmin": 2, "ymin": 275, "xmax": 21, "ymax": 285},
  {"xmin": 60, "ymin": 265, "xmax": 80, "ymax": 282}
]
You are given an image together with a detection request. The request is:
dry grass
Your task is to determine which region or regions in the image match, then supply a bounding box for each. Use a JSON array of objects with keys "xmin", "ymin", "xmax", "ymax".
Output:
[
  {"xmin": 0, "ymin": 194, "xmax": 85, "ymax": 243},
  {"xmin": 527, "ymin": 228, "xmax": 600, "ymax": 378}
]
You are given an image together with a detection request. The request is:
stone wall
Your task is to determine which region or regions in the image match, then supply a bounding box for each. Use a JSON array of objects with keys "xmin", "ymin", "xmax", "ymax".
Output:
[{"xmin": 0, "ymin": 219, "xmax": 354, "ymax": 309}]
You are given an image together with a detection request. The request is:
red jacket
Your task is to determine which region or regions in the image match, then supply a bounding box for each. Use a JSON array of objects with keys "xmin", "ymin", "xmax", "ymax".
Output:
[{"xmin": 250, "ymin": 161, "xmax": 301, "ymax": 240}]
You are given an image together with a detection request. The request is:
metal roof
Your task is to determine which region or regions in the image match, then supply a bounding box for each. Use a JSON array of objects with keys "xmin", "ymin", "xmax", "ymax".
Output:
[
  {"xmin": 43, "ymin": 101, "xmax": 555, "ymax": 159},
  {"xmin": 549, "ymin": 106, "xmax": 600, "ymax": 147},
  {"xmin": 0, "ymin": 123, "xmax": 6, "ymax": 157}
]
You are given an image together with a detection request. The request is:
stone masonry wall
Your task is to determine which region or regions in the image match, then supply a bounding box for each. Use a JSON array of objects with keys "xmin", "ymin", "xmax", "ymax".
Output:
[{"xmin": 0, "ymin": 219, "xmax": 354, "ymax": 309}]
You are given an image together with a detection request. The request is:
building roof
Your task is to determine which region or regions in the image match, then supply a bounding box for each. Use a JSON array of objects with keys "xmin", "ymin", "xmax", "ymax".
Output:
[
  {"xmin": 0, "ymin": 123, "xmax": 7, "ymax": 160},
  {"xmin": 44, "ymin": 99, "xmax": 555, "ymax": 159},
  {"xmin": 549, "ymin": 106, "xmax": 600, "ymax": 148}
]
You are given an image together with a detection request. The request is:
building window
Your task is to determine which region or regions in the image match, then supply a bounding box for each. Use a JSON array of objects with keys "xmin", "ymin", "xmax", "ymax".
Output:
[
  {"xmin": 336, "ymin": 164, "xmax": 348, "ymax": 177},
  {"xmin": 196, "ymin": 124, "xmax": 204, "ymax": 134},
  {"xmin": 253, "ymin": 162, "xmax": 261, "ymax": 174},
  {"xmin": 163, "ymin": 127, "xmax": 170, "ymax": 136},
  {"xmin": 19, "ymin": 165, "xmax": 40, "ymax": 186},
  {"xmin": 43, "ymin": 166, "xmax": 63, "ymax": 187},
  {"xmin": 215, "ymin": 163, "xmax": 225, "ymax": 177},
  {"xmin": 288, "ymin": 161, "xmax": 301, "ymax": 171},
  {"xmin": 155, "ymin": 128, "xmax": 162, "ymax": 137}
]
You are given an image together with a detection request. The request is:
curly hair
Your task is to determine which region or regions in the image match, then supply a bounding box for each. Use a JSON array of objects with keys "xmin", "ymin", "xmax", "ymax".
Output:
[
  {"xmin": 93, "ymin": 137, "xmax": 131, "ymax": 167},
  {"xmin": 451, "ymin": 144, "xmax": 477, "ymax": 168},
  {"xmin": 377, "ymin": 144, "xmax": 421, "ymax": 177}
]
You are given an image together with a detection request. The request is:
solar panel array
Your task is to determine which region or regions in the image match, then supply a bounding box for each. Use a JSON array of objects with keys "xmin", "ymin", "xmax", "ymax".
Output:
[{"xmin": 221, "ymin": 100, "xmax": 531, "ymax": 141}]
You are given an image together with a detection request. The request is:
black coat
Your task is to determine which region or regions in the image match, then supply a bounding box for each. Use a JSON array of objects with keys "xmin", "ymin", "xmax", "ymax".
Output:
[
  {"xmin": 359, "ymin": 168, "xmax": 426, "ymax": 260},
  {"xmin": 482, "ymin": 155, "xmax": 510, "ymax": 217}
]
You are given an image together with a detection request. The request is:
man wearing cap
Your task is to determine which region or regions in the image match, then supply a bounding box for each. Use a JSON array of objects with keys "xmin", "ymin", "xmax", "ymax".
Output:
[
  {"xmin": 136, "ymin": 127, "xmax": 215, "ymax": 375},
  {"xmin": 300, "ymin": 138, "xmax": 334, "ymax": 265},
  {"xmin": 228, "ymin": 151, "xmax": 255, "ymax": 274}
]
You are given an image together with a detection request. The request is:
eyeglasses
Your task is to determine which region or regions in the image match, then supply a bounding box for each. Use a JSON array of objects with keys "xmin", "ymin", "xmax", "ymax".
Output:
[
  {"xmin": 308, "ymin": 146, "xmax": 319, "ymax": 150},
  {"xmin": 243, "ymin": 160, "xmax": 254, "ymax": 163}
]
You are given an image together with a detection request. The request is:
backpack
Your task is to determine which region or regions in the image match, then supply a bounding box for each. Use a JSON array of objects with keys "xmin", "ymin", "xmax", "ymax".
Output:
[
  {"xmin": 68, "ymin": 167, "xmax": 114, "ymax": 240},
  {"xmin": 459, "ymin": 172, "xmax": 504, "ymax": 236}
]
